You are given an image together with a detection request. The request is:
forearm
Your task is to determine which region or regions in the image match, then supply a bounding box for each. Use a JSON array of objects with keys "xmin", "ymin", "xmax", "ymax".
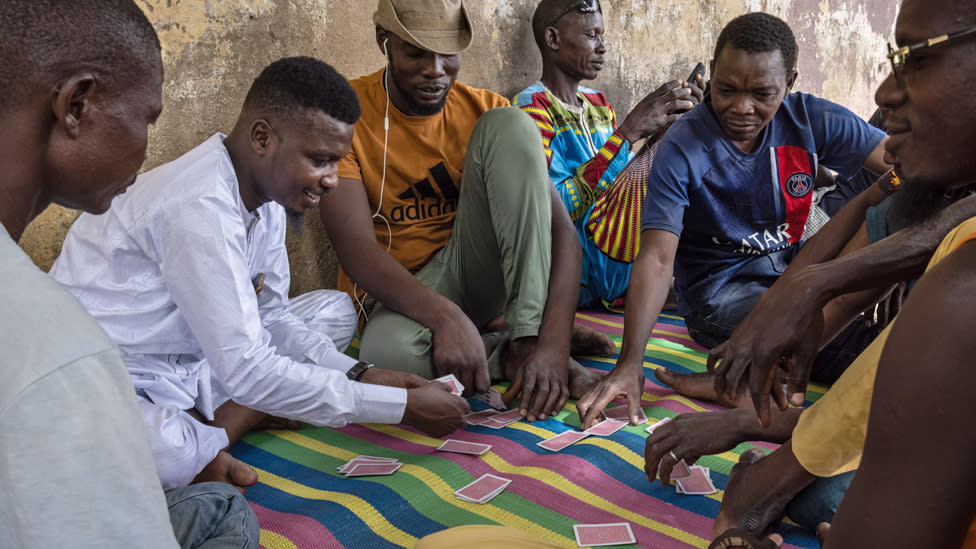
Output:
[
  {"xmin": 618, "ymin": 248, "xmax": 674, "ymax": 366},
  {"xmin": 734, "ymin": 406, "xmax": 803, "ymax": 443},
  {"xmin": 535, "ymin": 189, "xmax": 582, "ymax": 354},
  {"xmin": 338, "ymin": 241, "xmax": 462, "ymax": 330}
]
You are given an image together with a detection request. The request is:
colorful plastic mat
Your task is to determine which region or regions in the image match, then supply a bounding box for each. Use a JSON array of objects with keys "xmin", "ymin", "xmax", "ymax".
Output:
[{"xmin": 232, "ymin": 310, "xmax": 824, "ymax": 548}]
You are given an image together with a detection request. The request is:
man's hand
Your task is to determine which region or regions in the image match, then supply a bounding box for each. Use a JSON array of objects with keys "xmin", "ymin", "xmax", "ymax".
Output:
[
  {"xmin": 359, "ymin": 367, "xmax": 428, "ymax": 389},
  {"xmin": 710, "ymin": 272, "xmax": 823, "ymax": 427},
  {"xmin": 401, "ymin": 382, "xmax": 470, "ymax": 438},
  {"xmin": 502, "ymin": 338, "xmax": 569, "ymax": 422},
  {"xmin": 617, "ymin": 79, "xmax": 702, "ymax": 144},
  {"xmin": 430, "ymin": 305, "xmax": 490, "ymax": 396},
  {"xmin": 576, "ymin": 359, "xmax": 645, "ymax": 430},
  {"xmin": 644, "ymin": 411, "xmax": 750, "ymax": 485}
]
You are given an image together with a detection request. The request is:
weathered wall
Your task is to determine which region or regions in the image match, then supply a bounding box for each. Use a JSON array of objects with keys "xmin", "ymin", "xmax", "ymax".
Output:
[{"xmin": 19, "ymin": 0, "xmax": 897, "ymax": 295}]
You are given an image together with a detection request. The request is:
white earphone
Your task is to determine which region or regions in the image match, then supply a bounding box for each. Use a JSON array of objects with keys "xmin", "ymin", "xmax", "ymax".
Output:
[{"xmin": 354, "ymin": 37, "xmax": 394, "ymax": 321}]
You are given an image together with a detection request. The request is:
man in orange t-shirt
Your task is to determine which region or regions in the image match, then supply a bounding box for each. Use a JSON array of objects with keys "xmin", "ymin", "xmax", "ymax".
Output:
[{"xmin": 320, "ymin": 0, "xmax": 611, "ymax": 422}]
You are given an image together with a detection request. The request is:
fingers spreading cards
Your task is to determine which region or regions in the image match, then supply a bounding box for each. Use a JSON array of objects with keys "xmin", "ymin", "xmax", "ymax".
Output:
[
  {"xmin": 573, "ymin": 523, "xmax": 636, "ymax": 547},
  {"xmin": 604, "ymin": 406, "xmax": 648, "ymax": 423},
  {"xmin": 454, "ymin": 474, "xmax": 511, "ymax": 504},
  {"xmin": 433, "ymin": 374, "xmax": 464, "ymax": 396}
]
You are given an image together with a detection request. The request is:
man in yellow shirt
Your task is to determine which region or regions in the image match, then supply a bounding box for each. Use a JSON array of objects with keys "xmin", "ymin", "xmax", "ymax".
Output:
[{"xmin": 707, "ymin": 0, "xmax": 976, "ymax": 541}]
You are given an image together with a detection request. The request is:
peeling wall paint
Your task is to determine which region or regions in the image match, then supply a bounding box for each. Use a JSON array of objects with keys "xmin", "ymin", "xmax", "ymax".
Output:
[{"xmin": 20, "ymin": 0, "xmax": 897, "ymax": 295}]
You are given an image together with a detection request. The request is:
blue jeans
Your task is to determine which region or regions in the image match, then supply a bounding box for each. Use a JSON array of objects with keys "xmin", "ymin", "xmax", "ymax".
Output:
[
  {"xmin": 685, "ymin": 269, "xmax": 879, "ymax": 384},
  {"xmin": 167, "ymin": 482, "xmax": 259, "ymax": 548},
  {"xmin": 786, "ymin": 471, "xmax": 856, "ymax": 529}
]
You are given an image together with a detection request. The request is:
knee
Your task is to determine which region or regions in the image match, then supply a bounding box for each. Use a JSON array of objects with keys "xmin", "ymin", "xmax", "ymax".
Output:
[
  {"xmin": 139, "ymin": 401, "xmax": 228, "ymax": 489},
  {"xmin": 166, "ymin": 482, "xmax": 260, "ymax": 547}
]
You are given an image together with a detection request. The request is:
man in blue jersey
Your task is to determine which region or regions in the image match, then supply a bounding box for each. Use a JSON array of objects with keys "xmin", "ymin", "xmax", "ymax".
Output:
[{"xmin": 576, "ymin": 12, "xmax": 890, "ymax": 428}]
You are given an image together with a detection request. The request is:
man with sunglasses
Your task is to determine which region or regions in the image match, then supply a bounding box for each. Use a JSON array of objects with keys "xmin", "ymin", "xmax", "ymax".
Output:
[
  {"xmin": 514, "ymin": 0, "xmax": 702, "ymax": 309},
  {"xmin": 52, "ymin": 57, "xmax": 469, "ymax": 493},
  {"xmin": 702, "ymin": 0, "xmax": 976, "ymax": 542}
]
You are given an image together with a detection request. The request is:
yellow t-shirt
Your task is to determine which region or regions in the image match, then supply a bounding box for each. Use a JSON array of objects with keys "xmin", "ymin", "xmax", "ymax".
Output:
[
  {"xmin": 336, "ymin": 69, "xmax": 510, "ymax": 300},
  {"xmin": 793, "ymin": 216, "xmax": 976, "ymax": 476}
]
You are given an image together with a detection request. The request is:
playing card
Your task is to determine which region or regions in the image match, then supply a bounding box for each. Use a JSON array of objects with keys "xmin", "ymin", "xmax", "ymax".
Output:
[
  {"xmin": 645, "ymin": 417, "xmax": 672, "ymax": 435},
  {"xmin": 480, "ymin": 408, "xmax": 523, "ymax": 429},
  {"xmin": 454, "ymin": 474, "xmax": 511, "ymax": 503},
  {"xmin": 437, "ymin": 439, "xmax": 492, "ymax": 455},
  {"xmin": 433, "ymin": 374, "xmax": 464, "ymax": 396},
  {"xmin": 675, "ymin": 466, "xmax": 717, "ymax": 495},
  {"xmin": 538, "ymin": 430, "xmax": 589, "ymax": 451},
  {"xmin": 584, "ymin": 419, "xmax": 628, "ymax": 437},
  {"xmin": 604, "ymin": 406, "xmax": 647, "ymax": 423},
  {"xmin": 344, "ymin": 461, "xmax": 402, "ymax": 476},
  {"xmin": 573, "ymin": 523, "xmax": 637, "ymax": 546},
  {"xmin": 666, "ymin": 459, "xmax": 693, "ymax": 480},
  {"xmin": 337, "ymin": 455, "xmax": 399, "ymax": 472},
  {"xmin": 464, "ymin": 410, "xmax": 499, "ymax": 425},
  {"xmin": 482, "ymin": 387, "xmax": 508, "ymax": 410}
]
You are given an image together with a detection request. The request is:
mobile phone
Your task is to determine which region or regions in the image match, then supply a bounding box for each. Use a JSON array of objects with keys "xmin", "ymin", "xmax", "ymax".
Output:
[{"xmin": 686, "ymin": 62, "xmax": 706, "ymax": 87}]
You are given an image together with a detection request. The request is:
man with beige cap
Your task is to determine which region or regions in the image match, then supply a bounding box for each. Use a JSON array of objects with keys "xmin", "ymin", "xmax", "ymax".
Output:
[{"xmin": 320, "ymin": 0, "xmax": 612, "ymax": 422}]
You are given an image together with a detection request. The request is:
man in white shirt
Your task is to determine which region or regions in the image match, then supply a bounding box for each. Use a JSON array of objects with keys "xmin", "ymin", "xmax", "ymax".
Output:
[
  {"xmin": 1, "ymin": 0, "xmax": 259, "ymax": 546},
  {"xmin": 52, "ymin": 56, "xmax": 469, "ymax": 491}
]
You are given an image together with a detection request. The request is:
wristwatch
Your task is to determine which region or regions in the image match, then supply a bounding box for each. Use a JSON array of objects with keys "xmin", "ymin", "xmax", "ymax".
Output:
[{"xmin": 346, "ymin": 361, "xmax": 374, "ymax": 381}]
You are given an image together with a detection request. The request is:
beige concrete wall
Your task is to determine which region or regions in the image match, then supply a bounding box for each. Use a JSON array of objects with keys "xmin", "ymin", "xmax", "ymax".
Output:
[{"xmin": 19, "ymin": 0, "xmax": 897, "ymax": 295}]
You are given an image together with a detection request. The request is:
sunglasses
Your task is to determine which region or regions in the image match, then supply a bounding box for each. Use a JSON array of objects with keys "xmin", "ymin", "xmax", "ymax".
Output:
[
  {"xmin": 549, "ymin": 0, "xmax": 601, "ymax": 28},
  {"xmin": 887, "ymin": 23, "xmax": 976, "ymax": 80}
]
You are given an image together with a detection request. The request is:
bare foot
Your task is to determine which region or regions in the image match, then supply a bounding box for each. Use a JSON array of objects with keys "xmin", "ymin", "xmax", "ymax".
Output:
[
  {"xmin": 193, "ymin": 450, "xmax": 259, "ymax": 495},
  {"xmin": 211, "ymin": 400, "xmax": 290, "ymax": 447},
  {"xmin": 654, "ymin": 369, "xmax": 753, "ymax": 408},
  {"xmin": 713, "ymin": 444, "xmax": 815, "ymax": 539},
  {"xmin": 568, "ymin": 358, "xmax": 605, "ymax": 399},
  {"xmin": 571, "ymin": 324, "xmax": 616, "ymax": 357}
]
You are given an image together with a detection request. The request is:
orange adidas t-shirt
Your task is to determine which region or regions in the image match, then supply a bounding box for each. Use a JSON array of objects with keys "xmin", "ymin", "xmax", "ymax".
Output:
[{"xmin": 336, "ymin": 69, "xmax": 509, "ymax": 300}]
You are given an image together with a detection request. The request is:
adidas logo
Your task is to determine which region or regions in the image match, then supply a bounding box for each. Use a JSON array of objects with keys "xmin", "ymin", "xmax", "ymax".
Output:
[{"xmin": 391, "ymin": 162, "xmax": 459, "ymax": 222}]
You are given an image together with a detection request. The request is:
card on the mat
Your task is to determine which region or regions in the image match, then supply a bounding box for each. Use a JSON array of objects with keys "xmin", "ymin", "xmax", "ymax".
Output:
[
  {"xmin": 437, "ymin": 439, "xmax": 491, "ymax": 455},
  {"xmin": 492, "ymin": 409, "xmax": 523, "ymax": 423},
  {"xmin": 584, "ymin": 419, "xmax": 628, "ymax": 436},
  {"xmin": 344, "ymin": 461, "xmax": 402, "ymax": 476},
  {"xmin": 675, "ymin": 466, "xmax": 717, "ymax": 495},
  {"xmin": 604, "ymin": 406, "xmax": 647, "ymax": 423},
  {"xmin": 573, "ymin": 523, "xmax": 636, "ymax": 546},
  {"xmin": 667, "ymin": 459, "xmax": 693, "ymax": 480},
  {"xmin": 645, "ymin": 417, "xmax": 672, "ymax": 435},
  {"xmin": 480, "ymin": 417, "xmax": 510, "ymax": 429},
  {"xmin": 455, "ymin": 474, "xmax": 510, "ymax": 503},
  {"xmin": 465, "ymin": 410, "xmax": 499, "ymax": 425},
  {"xmin": 337, "ymin": 456, "xmax": 399, "ymax": 472},
  {"xmin": 433, "ymin": 373, "xmax": 464, "ymax": 396},
  {"xmin": 538, "ymin": 430, "xmax": 589, "ymax": 451}
]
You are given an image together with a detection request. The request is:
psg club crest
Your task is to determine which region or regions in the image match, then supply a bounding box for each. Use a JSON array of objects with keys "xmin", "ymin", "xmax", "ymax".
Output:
[{"xmin": 786, "ymin": 172, "xmax": 814, "ymax": 198}]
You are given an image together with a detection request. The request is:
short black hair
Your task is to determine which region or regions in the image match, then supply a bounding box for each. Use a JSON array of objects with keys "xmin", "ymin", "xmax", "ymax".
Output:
[
  {"xmin": 243, "ymin": 57, "xmax": 361, "ymax": 125},
  {"xmin": 531, "ymin": 0, "xmax": 603, "ymax": 52},
  {"xmin": 0, "ymin": 0, "xmax": 160, "ymax": 116},
  {"xmin": 714, "ymin": 12, "xmax": 797, "ymax": 75}
]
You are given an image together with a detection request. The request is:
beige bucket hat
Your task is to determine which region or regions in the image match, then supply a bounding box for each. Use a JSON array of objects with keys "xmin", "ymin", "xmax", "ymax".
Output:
[{"xmin": 373, "ymin": 0, "xmax": 473, "ymax": 55}]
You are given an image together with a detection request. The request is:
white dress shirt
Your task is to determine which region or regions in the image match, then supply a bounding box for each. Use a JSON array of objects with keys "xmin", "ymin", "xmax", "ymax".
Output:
[{"xmin": 51, "ymin": 133, "xmax": 407, "ymax": 429}]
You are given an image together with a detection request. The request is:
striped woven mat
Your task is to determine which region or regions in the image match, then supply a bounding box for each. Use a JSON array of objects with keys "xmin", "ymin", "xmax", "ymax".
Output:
[{"xmin": 231, "ymin": 310, "xmax": 824, "ymax": 548}]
